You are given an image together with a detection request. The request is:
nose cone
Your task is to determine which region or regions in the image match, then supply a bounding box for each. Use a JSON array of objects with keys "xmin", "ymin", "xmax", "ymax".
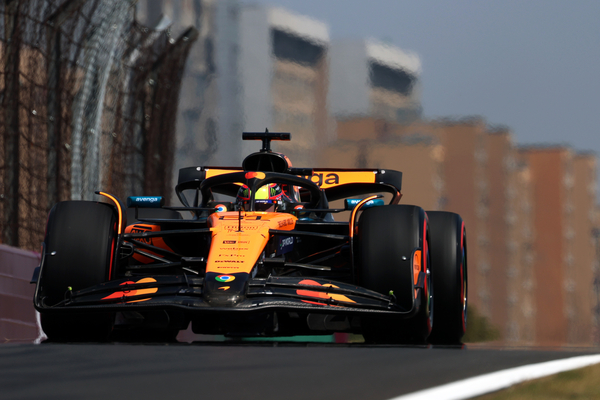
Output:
[{"xmin": 204, "ymin": 273, "xmax": 248, "ymax": 306}]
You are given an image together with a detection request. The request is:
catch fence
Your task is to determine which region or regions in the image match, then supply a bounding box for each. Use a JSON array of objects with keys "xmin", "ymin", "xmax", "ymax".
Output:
[{"xmin": 0, "ymin": 0, "xmax": 198, "ymax": 251}]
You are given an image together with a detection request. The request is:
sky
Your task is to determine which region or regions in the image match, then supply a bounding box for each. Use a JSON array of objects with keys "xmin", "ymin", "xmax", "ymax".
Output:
[{"xmin": 245, "ymin": 0, "xmax": 600, "ymax": 156}]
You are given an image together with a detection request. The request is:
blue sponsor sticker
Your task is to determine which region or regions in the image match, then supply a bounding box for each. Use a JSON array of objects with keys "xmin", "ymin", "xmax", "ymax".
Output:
[
  {"xmin": 216, "ymin": 275, "xmax": 235, "ymax": 283},
  {"xmin": 127, "ymin": 196, "xmax": 165, "ymax": 208},
  {"xmin": 277, "ymin": 236, "xmax": 294, "ymax": 255},
  {"xmin": 344, "ymin": 198, "xmax": 384, "ymax": 210}
]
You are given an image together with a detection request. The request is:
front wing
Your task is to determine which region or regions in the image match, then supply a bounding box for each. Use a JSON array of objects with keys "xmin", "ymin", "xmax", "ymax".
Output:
[{"xmin": 34, "ymin": 275, "xmax": 421, "ymax": 318}]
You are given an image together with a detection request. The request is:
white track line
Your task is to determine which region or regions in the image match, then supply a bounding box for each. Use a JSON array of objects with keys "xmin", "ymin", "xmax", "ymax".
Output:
[
  {"xmin": 34, "ymin": 311, "xmax": 47, "ymax": 344},
  {"xmin": 390, "ymin": 354, "xmax": 600, "ymax": 400}
]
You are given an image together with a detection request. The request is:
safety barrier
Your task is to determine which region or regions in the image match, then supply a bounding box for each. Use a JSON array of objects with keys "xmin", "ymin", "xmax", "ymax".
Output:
[{"xmin": 0, "ymin": 244, "xmax": 40, "ymax": 342}]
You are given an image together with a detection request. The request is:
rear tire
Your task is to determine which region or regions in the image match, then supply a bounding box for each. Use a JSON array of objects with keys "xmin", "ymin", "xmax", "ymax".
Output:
[
  {"xmin": 357, "ymin": 205, "xmax": 432, "ymax": 344},
  {"xmin": 427, "ymin": 211, "xmax": 467, "ymax": 344},
  {"xmin": 39, "ymin": 201, "xmax": 117, "ymax": 341}
]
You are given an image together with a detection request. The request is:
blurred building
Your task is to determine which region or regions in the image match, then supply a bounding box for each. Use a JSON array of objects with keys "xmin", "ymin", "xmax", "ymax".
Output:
[
  {"xmin": 571, "ymin": 153, "xmax": 598, "ymax": 344},
  {"xmin": 429, "ymin": 121, "xmax": 542, "ymax": 345},
  {"xmin": 319, "ymin": 117, "xmax": 596, "ymax": 346},
  {"xmin": 137, "ymin": 0, "xmax": 330, "ymax": 170},
  {"xmin": 136, "ymin": 0, "xmax": 243, "ymax": 172},
  {"xmin": 485, "ymin": 131, "xmax": 512, "ymax": 338},
  {"xmin": 506, "ymin": 153, "xmax": 537, "ymax": 344},
  {"xmin": 431, "ymin": 118, "xmax": 492, "ymax": 325},
  {"xmin": 319, "ymin": 117, "xmax": 444, "ymax": 210},
  {"xmin": 329, "ymin": 39, "xmax": 422, "ymax": 125},
  {"xmin": 485, "ymin": 130, "xmax": 536, "ymax": 344},
  {"xmin": 519, "ymin": 147, "xmax": 598, "ymax": 345},
  {"xmin": 427, "ymin": 127, "xmax": 598, "ymax": 346},
  {"xmin": 239, "ymin": 5, "xmax": 330, "ymax": 166},
  {"xmin": 593, "ymin": 210, "xmax": 600, "ymax": 344}
]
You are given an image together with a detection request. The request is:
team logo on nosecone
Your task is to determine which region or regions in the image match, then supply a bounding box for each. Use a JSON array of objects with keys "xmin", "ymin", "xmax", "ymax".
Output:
[{"xmin": 215, "ymin": 275, "xmax": 235, "ymax": 283}]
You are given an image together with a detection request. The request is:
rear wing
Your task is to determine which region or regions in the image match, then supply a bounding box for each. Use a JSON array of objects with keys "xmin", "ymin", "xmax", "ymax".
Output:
[{"xmin": 177, "ymin": 166, "xmax": 402, "ymax": 204}]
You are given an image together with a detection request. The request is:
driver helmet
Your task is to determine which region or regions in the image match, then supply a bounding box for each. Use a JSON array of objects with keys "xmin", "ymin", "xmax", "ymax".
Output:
[{"xmin": 236, "ymin": 183, "xmax": 293, "ymax": 212}]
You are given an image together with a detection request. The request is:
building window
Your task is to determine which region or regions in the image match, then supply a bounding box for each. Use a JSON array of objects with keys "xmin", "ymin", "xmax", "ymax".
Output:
[
  {"xmin": 369, "ymin": 62, "xmax": 415, "ymax": 95},
  {"xmin": 271, "ymin": 29, "xmax": 324, "ymax": 66}
]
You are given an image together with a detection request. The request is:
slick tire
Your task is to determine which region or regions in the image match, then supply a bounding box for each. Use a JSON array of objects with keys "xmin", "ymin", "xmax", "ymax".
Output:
[
  {"xmin": 427, "ymin": 211, "xmax": 467, "ymax": 345},
  {"xmin": 357, "ymin": 205, "xmax": 432, "ymax": 344},
  {"xmin": 39, "ymin": 201, "xmax": 117, "ymax": 342}
]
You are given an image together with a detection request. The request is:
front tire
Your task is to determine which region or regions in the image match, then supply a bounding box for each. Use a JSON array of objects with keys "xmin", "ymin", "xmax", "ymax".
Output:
[
  {"xmin": 39, "ymin": 201, "xmax": 117, "ymax": 341},
  {"xmin": 357, "ymin": 205, "xmax": 432, "ymax": 344}
]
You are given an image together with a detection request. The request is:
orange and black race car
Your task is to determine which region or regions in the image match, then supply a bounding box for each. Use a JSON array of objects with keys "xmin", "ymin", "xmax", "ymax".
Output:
[{"xmin": 32, "ymin": 132, "xmax": 467, "ymax": 344}]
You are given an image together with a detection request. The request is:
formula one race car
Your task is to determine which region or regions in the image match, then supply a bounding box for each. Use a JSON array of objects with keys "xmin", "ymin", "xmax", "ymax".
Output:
[{"xmin": 32, "ymin": 132, "xmax": 467, "ymax": 344}]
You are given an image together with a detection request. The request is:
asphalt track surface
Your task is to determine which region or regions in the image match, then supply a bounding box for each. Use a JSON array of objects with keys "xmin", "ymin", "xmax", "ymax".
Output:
[{"xmin": 1, "ymin": 341, "xmax": 598, "ymax": 400}]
